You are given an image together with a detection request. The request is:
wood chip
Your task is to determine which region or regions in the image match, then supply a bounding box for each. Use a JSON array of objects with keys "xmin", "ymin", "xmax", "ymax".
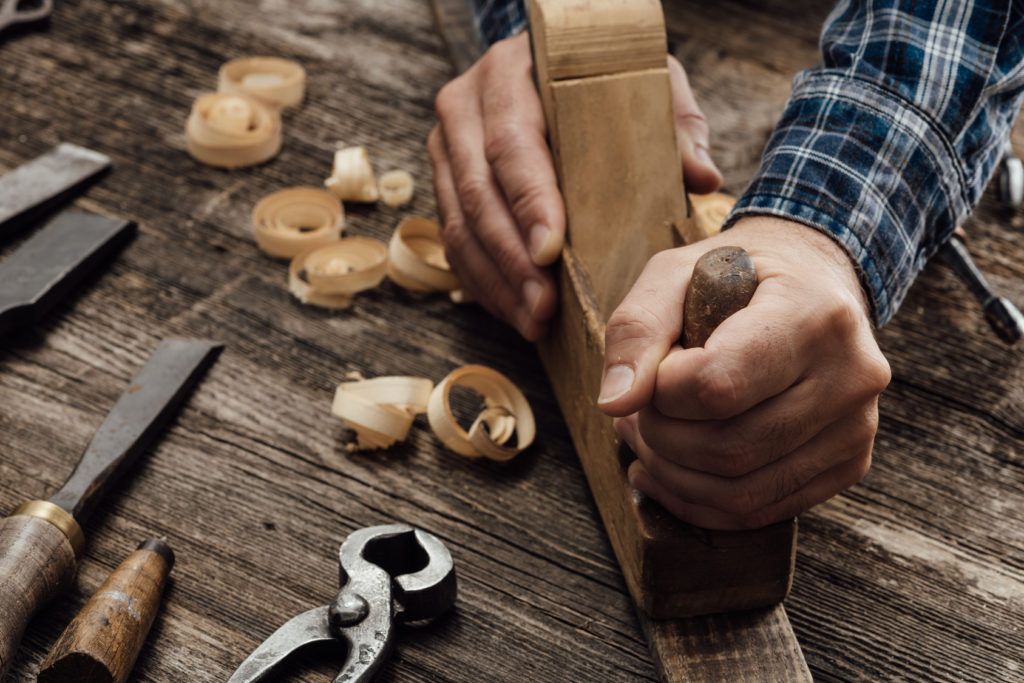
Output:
[
  {"xmin": 252, "ymin": 187, "xmax": 344, "ymax": 258},
  {"xmin": 185, "ymin": 92, "xmax": 281, "ymax": 168},
  {"xmin": 427, "ymin": 365, "xmax": 535, "ymax": 461},
  {"xmin": 325, "ymin": 147, "xmax": 379, "ymax": 202}
]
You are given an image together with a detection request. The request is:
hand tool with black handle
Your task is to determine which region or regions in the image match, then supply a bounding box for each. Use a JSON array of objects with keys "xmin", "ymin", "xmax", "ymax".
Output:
[
  {"xmin": 38, "ymin": 538, "xmax": 175, "ymax": 683},
  {"xmin": 0, "ymin": 338, "xmax": 222, "ymax": 678}
]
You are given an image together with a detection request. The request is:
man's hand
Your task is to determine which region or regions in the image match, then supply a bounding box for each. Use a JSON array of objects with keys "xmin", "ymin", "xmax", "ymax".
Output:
[
  {"xmin": 598, "ymin": 217, "xmax": 891, "ymax": 530},
  {"xmin": 428, "ymin": 31, "xmax": 722, "ymax": 340}
]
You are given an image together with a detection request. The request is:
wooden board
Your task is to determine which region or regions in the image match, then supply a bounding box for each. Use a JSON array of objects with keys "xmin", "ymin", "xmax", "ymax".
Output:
[{"xmin": 0, "ymin": 0, "xmax": 1022, "ymax": 681}]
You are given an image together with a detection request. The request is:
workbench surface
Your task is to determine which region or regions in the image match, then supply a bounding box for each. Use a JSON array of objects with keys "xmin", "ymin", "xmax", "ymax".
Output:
[{"xmin": 2, "ymin": 1, "xmax": 1022, "ymax": 680}]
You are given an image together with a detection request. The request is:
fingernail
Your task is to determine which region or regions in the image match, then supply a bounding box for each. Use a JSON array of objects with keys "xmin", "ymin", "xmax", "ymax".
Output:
[
  {"xmin": 598, "ymin": 364, "xmax": 635, "ymax": 404},
  {"xmin": 522, "ymin": 279, "xmax": 543, "ymax": 319},
  {"xmin": 528, "ymin": 223, "xmax": 550, "ymax": 261}
]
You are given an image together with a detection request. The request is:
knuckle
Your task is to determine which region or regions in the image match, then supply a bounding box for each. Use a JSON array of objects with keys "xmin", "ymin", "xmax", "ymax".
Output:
[
  {"xmin": 455, "ymin": 176, "xmax": 491, "ymax": 221},
  {"xmin": 606, "ymin": 303, "xmax": 667, "ymax": 348},
  {"xmin": 694, "ymin": 365, "xmax": 749, "ymax": 419},
  {"xmin": 720, "ymin": 485, "xmax": 763, "ymax": 517},
  {"xmin": 711, "ymin": 439, "xmax": 760, "ymax": 477},
  {"xmin": 434, "ymin": 79, "xmax": 463, "ymax": 119},
  {"xmin": 483, "ymin": 122, "xmax": 524, "ymax": 166}
]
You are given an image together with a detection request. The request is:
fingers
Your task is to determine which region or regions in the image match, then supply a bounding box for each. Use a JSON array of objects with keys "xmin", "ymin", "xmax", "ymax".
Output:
[
  {"xmin": 667, "ymin": 56, "xmax": 721, "ymax": 194},
  {"xmin": 654, "ymin": 294, "xmax": 811, "ymax": 420},
  {"xmin": 430, "ymin": 33, "xmax": 560, "ymax": 340},
  {"xmin": 429, "ymin": 125, "xmax": 547, "ymax": 339},
  {"xmin": 480, "ymin": 41, "xmax": 565, "ymax": 267},
  {"xmin": 621, "ymin": 401, "xmax": 877, "ymax": 530},
  {"xmin": 598, "ymin": 249, "xmax": 693, "ymax": 415}
]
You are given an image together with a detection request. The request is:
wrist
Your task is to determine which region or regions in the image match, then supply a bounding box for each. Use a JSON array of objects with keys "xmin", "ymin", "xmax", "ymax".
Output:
[{"xmin": 725, "ymin": 216, "xmax": 873, "ymax": 321}]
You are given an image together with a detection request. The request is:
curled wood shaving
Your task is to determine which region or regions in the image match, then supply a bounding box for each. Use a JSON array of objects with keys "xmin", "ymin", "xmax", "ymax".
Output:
[
  {"xmin": 186, "ymin": 92, "xmax": 282, "ymax": 168},
  {"xmin": 325, "ymin": 147, "xmax": 379, "ymax": 202},
  {"xmin": 427, "ymin": 365, "xmax": 535, "ymax": 461},
  {"xmin": 252, "ymin": 187, "xmax": 344, "ymax": 258},
  {"xmin": 288, "ymin": 237, "xmax": 388, "ymax": 308},
  {"xmin": 332, "ymin": 376, "xmax": 434, "ymax": 450},
  {"xmin": 218, "ymin": 56, "xmax": 306, "ymax": 108},
  {"xmin": 386, "ymin": 217, "xmax": 460, "ymax": 293},
  {"xmin": 378, "ymin": 169, "xmax": 415, "ymax": 207},
  {"xmin": 689, "ymin": 191, "xmax": 737, "ymax": 237}
]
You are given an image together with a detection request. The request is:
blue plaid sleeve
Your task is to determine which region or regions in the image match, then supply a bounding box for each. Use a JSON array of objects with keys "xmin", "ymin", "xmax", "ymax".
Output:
[
  {"xmin": 727, "ymin": 1, "xmax": 1024, "ymax": 325},
  {"xmin": 473, "ymin": 0, "xmax": 527, "ymax": 48}
]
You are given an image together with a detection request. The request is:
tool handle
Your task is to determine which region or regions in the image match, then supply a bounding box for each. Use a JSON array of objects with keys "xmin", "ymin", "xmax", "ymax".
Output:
[
  {"xmin": 38, "ymin": 538, "xmax": 174, "ymax": 683},
  {"xmin": 0, "ymin": 511, "xmax": 79, "ymax": 678},
  {"xmin": 682, "ymin": 246, "xmax": 758, "ymax": 348}
]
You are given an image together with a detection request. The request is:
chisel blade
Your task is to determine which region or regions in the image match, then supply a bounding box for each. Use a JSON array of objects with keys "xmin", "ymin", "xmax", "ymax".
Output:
[
  {"xmin": 47, "ymin": 338, "xmax": 224, "ymax": 522},
  {"xmin": 0, "ymin": 211, "xmax": 135, "ymax": 335},
  {"xmin": 0, "ymin": 143, "xmax": 111, "ymax": 238}
]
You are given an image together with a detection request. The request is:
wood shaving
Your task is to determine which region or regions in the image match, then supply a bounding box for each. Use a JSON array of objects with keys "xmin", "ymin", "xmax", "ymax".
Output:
[
  {"xmin": 185, "ymin": 92, "xmax": 282, "ymax": 168},
  {"xmin": 252, "ymin": 187, "xmax": 344, "ymax": 258},
  {"xmin": 331, "ymin": 376, "xmax": 434, "ymax": 450},
  {"xmin": 218, "ymin": 56, "xmax": 306, "ymax": 108},
  {"xmin": 378, "ymin": 169, "xmax": 415, "ymax": 206},
  {"xmin": 689, "ymin": 191, "xmax": 737, "ymax": 237},
  {"xmin": 386, "ymin": 217, "xmax": 460, "ymax": 293},
  {"xmin": 288, "ymin": 237, "xmax": 388, "ymax": 308},
  {"xmin": 427, "ymin": 365, "xmax": 535, "ymax": 461},
  {"xmin": 325, "ymin": 147, "xmax": 379, "ymax": 202}
]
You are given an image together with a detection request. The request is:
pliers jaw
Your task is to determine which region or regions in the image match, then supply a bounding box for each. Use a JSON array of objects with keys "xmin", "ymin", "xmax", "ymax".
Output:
[{"xmin": 227, "ymin": 524, "xmax": 456, "ymax": 683}]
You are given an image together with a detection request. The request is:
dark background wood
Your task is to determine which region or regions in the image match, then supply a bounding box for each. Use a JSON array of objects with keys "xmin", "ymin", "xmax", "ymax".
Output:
[{"xmin": 1, "ymin": 0, "xmax": 1022, "ymax": 680}]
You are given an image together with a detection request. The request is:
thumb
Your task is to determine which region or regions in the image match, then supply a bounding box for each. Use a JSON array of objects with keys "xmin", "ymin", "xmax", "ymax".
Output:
[
  {"xmin": 667, "ymin": 56, "xmax": 722, "ymax": 194},
  {"xmin": 598, "ymin": 250, "xmax": 689, "ymax": 416}
]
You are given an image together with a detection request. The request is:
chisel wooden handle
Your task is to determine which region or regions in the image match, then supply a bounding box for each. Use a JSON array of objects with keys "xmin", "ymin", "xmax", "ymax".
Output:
[
  {"xmin": 0, "ymin": 503, "xmax": 82, "ymax": 677},
  {"xmin": 38, "ymin": 538, "xmax": 174, "ymax": 683},
  {"xmin": 683, "ymin": 246, "xmax": 758, "ymax": 348}
]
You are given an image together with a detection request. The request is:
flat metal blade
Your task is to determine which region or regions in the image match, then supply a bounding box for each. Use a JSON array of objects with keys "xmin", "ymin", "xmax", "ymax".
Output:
[
  {"xmin": 48, "ymin": 338, "xmax": 224, "ymax": 522},
  {"xmin": 0, "ymin": 211, "xmax": 135, "ymax": 335},
  {"xmin": 0, "ymin": 143, "xmax": 111, "ymax": 239}
]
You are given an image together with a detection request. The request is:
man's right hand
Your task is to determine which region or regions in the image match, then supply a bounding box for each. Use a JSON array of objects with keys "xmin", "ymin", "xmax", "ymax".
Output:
[{"xmin": 428, "ymin": 31, "xmax": 722, "ymax": 340}]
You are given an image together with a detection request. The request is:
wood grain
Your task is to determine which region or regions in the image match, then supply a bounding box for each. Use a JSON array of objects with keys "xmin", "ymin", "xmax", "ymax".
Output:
[
  {"xmin": 38, "ymin": 540, "xmax": 173, "ymax": 683},
  {"xmin": 0, "ymin": 0, "xmax": 1021, "ymax": 681}
]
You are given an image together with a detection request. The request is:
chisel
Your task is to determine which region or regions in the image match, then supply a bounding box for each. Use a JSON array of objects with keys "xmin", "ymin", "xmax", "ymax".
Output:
[
  {"xmin": 0, "ymin": 338, "xmax": 222, "ymax": 678},
  {"xmin": 0, "ymin": 143, "xmax": 111, "ymax": 239},
  {"xmin": 0, "ymin": 211, "xmax": 136, "ymax": 336}
]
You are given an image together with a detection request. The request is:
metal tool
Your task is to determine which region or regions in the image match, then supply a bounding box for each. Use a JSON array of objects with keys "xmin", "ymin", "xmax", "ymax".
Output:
[
  {"xmin": 0, "ymin": 143, "xmax": 110, "ymax": 238},
  {"xmin": 228, "ymin": 524, "xmax": 457, "ymax": 683},
  {"xmin": 0, "ymin": 338, "xmax": 222, "ymax": 678},
  {"xmin": 939, "ymin": 232, "xmax": 1024, "ymax": 344},
  {"xmin": 0, "ymin": 211, "xmax": 135, "ymax": 336},
  {"xmin": 996, "ymin": 141, "xmax": 1023, "ymax": 209},
  {"xmin": 0, "ymin": 0, "xmax": 52, "ymax": 32}
]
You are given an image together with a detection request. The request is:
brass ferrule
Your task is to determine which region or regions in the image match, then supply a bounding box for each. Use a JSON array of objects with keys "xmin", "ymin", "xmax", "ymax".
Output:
[{"xmin": 12, "ymin": 500, "xmax": 86, "ymax": 558}]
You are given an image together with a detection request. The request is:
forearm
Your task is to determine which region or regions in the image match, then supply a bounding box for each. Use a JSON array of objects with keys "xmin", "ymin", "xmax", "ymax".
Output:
[{"xmin": 729, "ymin": 0, "xmax": 1024, "ymax": 325}]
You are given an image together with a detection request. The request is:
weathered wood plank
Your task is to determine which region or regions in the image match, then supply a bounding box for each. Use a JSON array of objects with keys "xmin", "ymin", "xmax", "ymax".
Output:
[{"xmin": 0, "ymin": 0, "xmax": 1021, "ymax": 681}]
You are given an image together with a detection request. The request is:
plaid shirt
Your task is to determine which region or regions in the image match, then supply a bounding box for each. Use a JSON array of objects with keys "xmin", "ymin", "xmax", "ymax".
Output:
[{"xmin": 475, "ymin": 0, "xmax": 1024, "ymax": 325}]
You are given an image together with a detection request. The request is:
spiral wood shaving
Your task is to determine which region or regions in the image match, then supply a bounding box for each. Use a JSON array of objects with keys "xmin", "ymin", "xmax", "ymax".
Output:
[
  {"xmin": 186, "ymin": 92, "xmax": 281, "ymax": 168},
  {"xmin": 427, "ymin": 365, "xmax": 535, "ymax": 461},
  {"xmin": 288, "ymin": 237, "xmax": 388, "ymax": 309},
  {"xmin": 218, "ymin": 56, "xmax": 306, "ymax": 108},
  {"xmin": 252, "ymin": 187, "xmax": 344, "ymax": 258}
]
